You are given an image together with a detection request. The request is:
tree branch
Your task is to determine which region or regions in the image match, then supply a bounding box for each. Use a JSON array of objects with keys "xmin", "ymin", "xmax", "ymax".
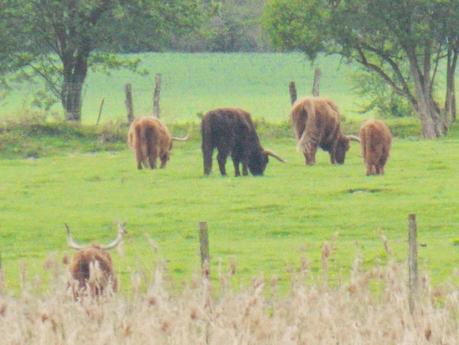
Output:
[{"xmin": 356, "ymin": 45, "xmax": 418, "ymax": 110}]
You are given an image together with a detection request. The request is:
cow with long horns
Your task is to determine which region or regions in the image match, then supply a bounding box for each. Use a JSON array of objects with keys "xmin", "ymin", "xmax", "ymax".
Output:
[
  {"xmin": 128, "ymin": 117, "xmax": 188, "ymax": 170},
  {"xmin": 65, "ymin": 223, "xmax": 127, "ymax": 297},
  {"xmin": 201, "ymin": 108, "xmax": 285, "ymax": 176},
  {"xmin": 291, "ymin": 97, "xmax": 360, "ymax": 165},
  {"xmin": 359, "ymin": 119, "xmax": 392, "ymax": 175}
]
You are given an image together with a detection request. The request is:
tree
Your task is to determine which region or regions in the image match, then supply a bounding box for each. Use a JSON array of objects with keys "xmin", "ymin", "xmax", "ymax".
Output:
[
  {"xmin": 0, "ymin": 0, "xmax": 203, "ymax": 121},
  {"xmin": 264, "ymin": 0, "xmax": 459, "ymax": 138}
]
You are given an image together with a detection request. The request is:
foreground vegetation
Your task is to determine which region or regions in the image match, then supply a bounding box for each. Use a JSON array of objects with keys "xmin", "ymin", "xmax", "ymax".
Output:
[
  {"xmin": 0, "ymin": 117, "xmax": 458, "ymax": 292},
  {"xmin": 0, "ymin": 260, "xmax": 457, "ymax": 344}
]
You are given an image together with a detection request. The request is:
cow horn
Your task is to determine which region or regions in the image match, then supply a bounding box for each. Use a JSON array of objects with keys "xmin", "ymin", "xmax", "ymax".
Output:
[
  {"xmin": 172, "ymin": 134, "xmax": 189, "ymax": 141},
  {"xmin": 65, "ymin": 224, "xmax": 85, "ymax": 250},
  {"xmin": 100, "ymin": 223, "xmax": 127, "ymax": 250},
  {"xmin": 264, "ymin": 149, "xmax": 286, "ymax": 163},
  {"xmin": 347, "ymin": 135, "xmax": 361, "ymax": 142}
]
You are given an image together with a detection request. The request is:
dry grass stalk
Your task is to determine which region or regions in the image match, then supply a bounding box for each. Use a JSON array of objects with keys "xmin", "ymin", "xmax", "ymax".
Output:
[{"xmin": 0, "ymin": 258, "xmax": 457, "ymax": 345}]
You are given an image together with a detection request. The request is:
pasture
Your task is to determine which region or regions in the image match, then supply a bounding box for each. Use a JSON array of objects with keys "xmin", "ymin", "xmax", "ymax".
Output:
[
  {"xmin": 0, "ymin": 125, "xmax": 458, "ymax": 292},
  {"xmin": 0, "ymin": 53, "xmax": 358, "ymax": 123},
  {"xmin": 0, "ymin": 53, "xmax": 457, "ymax": 293}
]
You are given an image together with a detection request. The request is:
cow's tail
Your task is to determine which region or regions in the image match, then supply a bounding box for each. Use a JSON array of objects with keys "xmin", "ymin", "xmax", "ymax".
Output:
[
  {"xmin": 201, "ymin": 116, "xmax": 213, "ymax": 175},
  {"xmin": 359, "ymin": 125, "xmax": 368, "ymax": 162},
  {"xmin": 143, "ymin": 124, "xmax": 157, "ymax": 167},
  {"xmin": 134, "ymin": 123, "xmax": 146, "ymax": 165},
  {"xmin": 296, "ymin": 99, "xmax": 315, "ymax": 153}
]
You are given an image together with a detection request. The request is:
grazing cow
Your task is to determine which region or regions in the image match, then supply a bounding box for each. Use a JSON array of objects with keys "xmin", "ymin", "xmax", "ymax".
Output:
[
  {"xmin": 201, "ymin": 108, "xmax": 285, "ymax": 176},
  {"xmin": 128, "ymin": 117, "xmax": 188, "ymax": 170},
  {"xmin": 65, "ymin": 223, "xmax": 127, "ymax": 297},
  {"xmin": 359, "ymin": 119, "xmax": 392, "ymax": 175},
  {"xmin": 291, "ymin": 97, "xmax": 360, "ymax": 165}
]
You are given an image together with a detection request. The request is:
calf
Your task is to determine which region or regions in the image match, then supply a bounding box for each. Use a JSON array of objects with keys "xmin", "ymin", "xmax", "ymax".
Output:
[
  {"xmin": 359, "ymin": 119, "xmax": 392, "ymax": 175},
  {"xmin": 128, "ymin": 117, "xmax": 188, "ymax": 169}
]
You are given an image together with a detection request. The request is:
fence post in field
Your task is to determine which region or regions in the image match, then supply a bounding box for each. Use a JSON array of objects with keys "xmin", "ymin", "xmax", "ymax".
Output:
[
  {"xmin": 96, "ymin": 98, "xmax": 105, "ymax": 126},
  {"xmin": 125, "ymin": 83, "xmax": 134, "ymax": 124},
  {"xmin": 289, "ymin": 81, "xmax": 297, "ymax": 105},
  {"xmin": 408, "ymin": 213, "xmax": 418, "ymax": 313},
  {"xmin": 153, "ymin": 73, "xmax": 162, "ymax": 118},
  {"xmin": 312, "ymin": 68, "xmax": 321, "ymax": 97},
  {"xmin": 199, "ymin": 221, "xmax": 210, "ymax": 278}
]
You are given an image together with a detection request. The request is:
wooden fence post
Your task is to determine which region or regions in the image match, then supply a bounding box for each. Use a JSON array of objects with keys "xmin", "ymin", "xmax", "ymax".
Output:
[
  {"xmin": 312, "ymin": 68, "xmax": 321, "ymax": 97},
  {"xmin": 153, "ymin": 73, "xmax": 161, "ymax": 118},
  {"xmin": 125, "ymin": 83, "xmax": 134, "ymax": 124},
  {"xmin": 199, "ymin": 221, "xmax": 210, "ymax": 278},
  {"xmin": 289, "ymin": 81, "xmax": 297, "ymax": 105},
  {"xmin": 96, "ymin": 98, "xmax": 105, "ymax": 126},
  {"xmin": 408, "ymin": 214, "xmax": 418, "ymax": 313}
]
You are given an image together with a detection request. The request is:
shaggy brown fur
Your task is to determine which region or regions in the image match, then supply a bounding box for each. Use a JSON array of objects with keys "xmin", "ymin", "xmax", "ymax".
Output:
[
  {"xmin": 66, "ymin": 224, "xmax": 126, "ymax": 298},
  {"xmin": 359, "ymin": 119, "xmax": 392, "ymax": 175},
  {"xmin": 201, "ymin": 108, "xmax": 285, "ymax": 176},
  {"xmin": 128, "ymin": 117, "xmax": 173, "ymax": 170},
  {"xmin": 69, "ymin": 246, "xmax": 117, "ymax": 297},
  {"xmin": 291, "ymin": 97, "xmax": 357, "ymax": 165}
]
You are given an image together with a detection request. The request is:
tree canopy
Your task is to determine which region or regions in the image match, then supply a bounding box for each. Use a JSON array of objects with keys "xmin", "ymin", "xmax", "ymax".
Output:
[
  {"xmin": 264, "ymin": 0, "xmax": 459, "ymax": 138},
  {"xmin": 0, "ymin": 0, "xmax": 203, "ymax": 121}
]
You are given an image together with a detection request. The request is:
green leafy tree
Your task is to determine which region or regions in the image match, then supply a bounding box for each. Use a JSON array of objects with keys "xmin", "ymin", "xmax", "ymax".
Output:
[
  {"xmin": 0, "ymin": 0, "xmax": 203, "ymax": 121},
  {"xmin": 264, "ymin": 0, "xmax": 459, "ymax": 138}
]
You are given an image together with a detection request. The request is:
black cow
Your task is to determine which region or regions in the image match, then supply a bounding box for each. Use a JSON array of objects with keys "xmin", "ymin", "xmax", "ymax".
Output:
[{"xmin": 201, "ymin": 108, "xmax": 285, "ymax": 176}]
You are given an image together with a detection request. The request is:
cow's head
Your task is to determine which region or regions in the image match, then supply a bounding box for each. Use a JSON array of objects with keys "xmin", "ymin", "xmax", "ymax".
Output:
[
  {"xmin": 335, "ymin": 135, "xmax": 360, "ymax": 164},
  {"xmin": 65, "ymin": 223, "xmax": 127, "ymax": 297},
  {"xmin": 248, "ymin": 149, "xmax": 286, "ymax": 176}
]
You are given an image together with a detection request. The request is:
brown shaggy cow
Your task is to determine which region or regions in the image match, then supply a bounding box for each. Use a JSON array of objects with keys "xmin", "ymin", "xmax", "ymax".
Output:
[
  {"xmin": 201, "ymin": 108, "xmax": 285, "ymax": 176},
  {"xmin": 291, "ymin": 97, "xmax": 360, "ymax": 165},
  {"xmin": 359, "ymin": 119, "xmax": 392, "ymax": 176},
  {"xmin": 128, "ymin": 117, "xmax": 188, "ymax": 170},
  {"xmin": 65, "ymin": 223, "xmax": 127, "ymax": 297}
]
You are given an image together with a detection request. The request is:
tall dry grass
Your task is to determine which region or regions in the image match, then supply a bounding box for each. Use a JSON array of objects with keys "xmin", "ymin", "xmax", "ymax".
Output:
[{"xmin": 0, "ymin": 254, "xmax": 457, "ymax": 345}]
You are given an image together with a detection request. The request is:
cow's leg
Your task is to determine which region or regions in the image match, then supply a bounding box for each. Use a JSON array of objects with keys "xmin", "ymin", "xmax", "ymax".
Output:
[
  {"xmin": 304, "ymin": 143, "xmax": 317, "ymax": 165},
  {"xmin": 202, "ymin": 145, "xmax": 213, "ymax": 175},
  {"xmin": 242, "ymin": 162, "xmax": 248, "ymax": 176},
  {"xmin": 371, "ymin": 165, "xmax": 377, "ymax": 175},
  {"xmin": 160, "ymin": 152, "xmax": 169, "ymax": 169},
  {"xmin": 217, "ymin": 150, "xmax": 228, "ymax": 176},
  {"xmin": 148, "ymin": 148, "xmax": 158, "ymax": 169},
  {"xmin": 366, "ymin": 164, "xmax": 372, "ymax": 176},
  {"xmin": 135, "ymin": 148, "xmax": 144, "ymax": 170},
  {"xmin": 329, "ymin": 151, "xmax": 336, "ymax": 164},
  {"xmin": 232, "ymin": 156, "xmax": 241, "ymax": 177},
  {"xmin": 378, "ymin": 153, "xmax": 388, "ymax": 175}
]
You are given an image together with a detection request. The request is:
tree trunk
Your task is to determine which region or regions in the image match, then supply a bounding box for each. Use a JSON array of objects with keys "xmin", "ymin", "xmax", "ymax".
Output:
[
  {"xmin": 61, "ymin": 51, "xmax": 89, "ymax": 122},
  {"xmin": 312, "ymin": 68, "xmax": 321, "ymax": 97},
  {"xmin": 413, "ymin": 97, "xmax": 445, "ymax": 138},
  {"xmin": 445, "ymin": 48, "xmax": 457, "ymax": 122},
  {"xmin": 408, "ymin": 52, "xmax": 447, "ymax": 138},
  {"xmin": 62, "ymin": 79, "xmax": 84, "ymax": 121}
]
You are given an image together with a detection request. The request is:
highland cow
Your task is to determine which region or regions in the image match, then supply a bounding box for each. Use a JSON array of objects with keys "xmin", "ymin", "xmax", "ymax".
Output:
[
  {"xmin": 65, "ymin": 223, "xmax": 127, "ymax": 297},
  {"xmin": 128, "ymin": 117, "xmax": 188, "ymax": 170},
  {"xmin": 291, "ymin": 97, "xmax": 360, "ymax": 165},
  {"xmin": 359, "ymin": 119, "xmax": 392, "ymax": 175},
  {"xmin": 201, "ymin": 108, "xmax": 285, "ymax": 176}
]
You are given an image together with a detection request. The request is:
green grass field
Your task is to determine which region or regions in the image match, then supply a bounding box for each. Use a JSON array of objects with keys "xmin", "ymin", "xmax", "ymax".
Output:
[
  {"xmin": 1, "ymin": 53, "xmax": 359, "ymax": 123},
  {"xmin": 0, "ymin": 129, "xmax": 458, "ymax": 292},
  {"xmin": 0, "ymin": 53, "xmax": 458, "ymax": 293}
]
